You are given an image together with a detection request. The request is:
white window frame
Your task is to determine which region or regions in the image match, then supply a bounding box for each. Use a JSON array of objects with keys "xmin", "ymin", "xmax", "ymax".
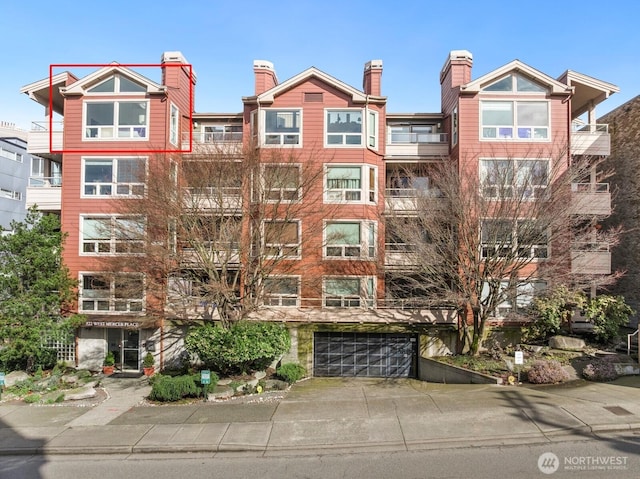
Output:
[
  {"xmin": 262, "ymin": 108, "xmax": 302, "ymax": 147},
  {"xmin": 169, "ymin": 103, "xmax": 179, "ymax": 146},
  {"xmin": 83, "ymin": 99, "xmax": 150, "ymax": 140},
  {"xmin": 82, "ymin": 157, "xmax": 146, "ymax": 197},
  {"xmin": 480, "ymin": 218, "xmax": 549, "ymax": 260},
  {"xmin": 325, "ymin": 108, "xmax": 365, "ymax": 147},
  {"xmin": 0, "ymin": 188, "xmax": 21, "ymax": 200},
  {"xmin": 263, "ymin": 276, "xmax": 300, "ymax": 307},
  {"xmin": 480, "ymin": 100, "xmax": 550, "ymax": 141},
  {"xmin": 85, "ymin": 74, "xmax": 147, "ymax": 95},
  {"xmin": 480, "ymin": 158, "xmax": 549, "ymax": 199},
  {"xmin": 263, "ymin": 219, "xmax": 301, "ymax": 259},
  {"xmin": 323, "ymin": 276, "xmax": 375, "ymax": 308},
  {"xmin": 79, "ymin": 272, "xmax": 145, "ymax": 314},
  {"xmin": 483, "ymin": 279, "xmax": 546, "ymax": 318},
  {"xmin": 324, "ymin": 164, "xmax": 377, "ymax": 204},
  {"xmin": 80, "ymin": 215, "xmax": 145, "ymax": 255},
  {"xmin": 324, "ymin": 220, "xmax": 376, "ymax": 259},
  {"xmin": 0, "ymin": 147, "xmax": 23, "ymax": 162},
  {"xmin": 262, "ymin": 163, "xmax": 301, "ymax": 202}
]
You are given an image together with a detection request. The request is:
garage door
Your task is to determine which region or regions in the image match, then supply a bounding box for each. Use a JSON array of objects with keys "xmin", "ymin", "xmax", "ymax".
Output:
[{"xmin": 313, "ymin": 332, "xmax": 417, "ymax": 378}]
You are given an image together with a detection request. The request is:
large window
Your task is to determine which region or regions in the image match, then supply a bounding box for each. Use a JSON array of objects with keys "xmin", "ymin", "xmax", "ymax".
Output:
[
  {"xmin": 325, "ymin": 165, "xmax": 377, "ymax": 203},
  {"xmin": 388, "ymin": 124, "xmax": 441, "ymax": 144},
  {"xmin": 480, "ymin": 159, "xmax": 549, "ymax": 199},
  {"xmin": 169, "ymin": 103, "xmax": 179, "ymax": 146},
  {"xmin": 80, "ymin": 273, "xmax": 144, "ymax": 313},
  {"xmin": 263, "ymin": 164, "xmax": 301, "ymax": 202},
  {"xmin": 201, "ymin": 125, "xmax": 242, "ymax": 143},
  {"xmin": 83, "ymin": 157, "xmax": 145, "ymax": 196},
  {"xmin": 264, "ymin": 109, "xmax": 301, "ymax": 145},
  {"xmin": 481, "ymin": 219, "xmax": 548, "ymax": 259},
  {"xmin": 324, "ymin": 277, "xmax": 375, "ymax": 308},
  {"xmin": 263, "ymin": 220, "xmax": 301, "ymax": 258},
  {"xmin": 481, "ymin": 101, "xmax": 549, "ymax": 140},
  {"xmin": 483, "ymin": 279, "xmax": 547, "ymax": 318},
  {"xmin": 326, "ymin": 109, "xmax": 363, "ymax": 146},
  {"xmin": 264, "ymin": 277, "xmax": 299, "ymax": 307},
  {"xmin": 82, "ymin": 216, "xmax": 144, "ymax": 254},
  {"xmin": 84, "ymin": 101, "xmax": 148, "ymax": 139},
  {"xmin": 325, "ymin": 221, "xmax": 376, "ymax": 259}
]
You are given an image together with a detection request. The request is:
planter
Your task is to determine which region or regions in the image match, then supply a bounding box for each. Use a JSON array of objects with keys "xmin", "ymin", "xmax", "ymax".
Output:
[
  {"xmin": 143, "ymin": 367, "xmax": 155, "ymax": 377},
  {"xmin": 102, "ymin": 366, "xmax": 115, "ymax": 376}
]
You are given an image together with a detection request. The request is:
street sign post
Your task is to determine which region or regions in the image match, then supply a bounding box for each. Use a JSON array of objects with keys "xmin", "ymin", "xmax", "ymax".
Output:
[
  {"xmin": 514, "ymin": 351, "xmax": 524, "ymax": 384},
  {"xmin": 0, "ymin": 372, "xmax": 5, "ymax": 400},
  {"xmin": 200, "ymin": 370, "xmax": 211, "ymax": 401}
]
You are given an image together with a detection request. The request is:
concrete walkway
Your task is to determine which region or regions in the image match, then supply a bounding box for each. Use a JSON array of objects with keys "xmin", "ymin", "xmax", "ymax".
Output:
[{"xmin": 0, "ymin": 376, "xmax": 639, "ymax": 456}]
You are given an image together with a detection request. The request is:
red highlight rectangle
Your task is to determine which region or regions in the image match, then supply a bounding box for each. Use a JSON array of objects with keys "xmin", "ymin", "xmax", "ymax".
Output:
[{"xmin": 49, "ymin": 63, "xmax": 194, "ymax": 155}]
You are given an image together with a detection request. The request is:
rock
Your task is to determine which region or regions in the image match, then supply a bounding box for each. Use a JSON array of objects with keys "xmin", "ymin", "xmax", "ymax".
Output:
[
  {"xmin": 62, "ymin": 374, "xmax": 79, "ymax": 385},
  {"xmin": 549, "ymin": 336, "xmax": 586, "ymax": 351},
  {"xmin": 4, "ymin": 371, "xmax": 29, "ymax": 387},
  {"xmin": 217, "ymin": 378, "xmax": 232, "ymax": 386},
  {"xmin": 207, "ymin": 386, "xmax": 234, "ymax": 400},
  {"xmin": 265, "ymin": 379, "xmax": 289, "ymax": 390},
  {"xmin": 253, "ymin": 371, "xmax": 266, "ymax": 380},
  {"xmin": 614, "ymin": 364, "xmax": 640, "ymax": 376},
  {"xmin": 65, "ymin": 386, "xmax": 97, "ymax": 401}
]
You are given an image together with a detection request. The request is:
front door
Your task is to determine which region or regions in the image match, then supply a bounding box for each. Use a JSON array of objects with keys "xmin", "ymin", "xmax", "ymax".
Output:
[{"xmin": 107, "ymin": 329, "xmax": 140, "ymax": 371}]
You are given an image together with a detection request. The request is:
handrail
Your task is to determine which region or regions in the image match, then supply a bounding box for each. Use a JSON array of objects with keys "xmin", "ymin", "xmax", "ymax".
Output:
[
  {"xmin": 30, "ymin": 121, "xmax": 64, "ymax": 132},
  {"xmin": 628, "ymin": 328, "xmax": 639, "ymax": 356},
  {"xmin": 28, "ymin": 176, "xmax": 62, "ymax": 187},
  {"xmin": 571, "ymin": 183, "xmax": 609, "ymax": 193},
  {"xmin": 571, "ymin": 122, "xmax": 608, "ymax": 133}
]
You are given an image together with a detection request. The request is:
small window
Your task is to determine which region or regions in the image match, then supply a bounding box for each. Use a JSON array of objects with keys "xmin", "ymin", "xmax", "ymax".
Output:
[
  {"xmin": 264, "ymin": 220, "xmax": 300, "ymax": 258},
  {"xmin": 80, "ymin": 273, "xmax": 144, "ymax": 313},
  {"xmin": 304, "ymin": 92, "xmax": 323, "ymax": 102},
  {"xmin": 326, "ymin": 109, "xmax": 363, "ymax": 146},
  {"xmin": 83, "ymin": 157, "xmax": 145, "ymax": 197},
  {"xmin": 264, "ymin": 109, "xmax": 301, "ymax": 145},
  {"xmin": 323, "ymin": 277, "xmax": 374, "ymax": 308},
  {"xmin": 263, "ymin": 164, "xmax": 300, "ymax": 202},
  {"xmin": 325, "ymin": 165, "xmax": 377, "ymax": 203},
  {"xmin": 325, "ymin": 221, "xmax": 375, "ymax": 259},
  {"xmin": 264, "ymin": 277, "xmax": 299, "ymax": 306},
  {"xmin": 170, "ymin": 104, "xmax": 179, "ymax": 146}
]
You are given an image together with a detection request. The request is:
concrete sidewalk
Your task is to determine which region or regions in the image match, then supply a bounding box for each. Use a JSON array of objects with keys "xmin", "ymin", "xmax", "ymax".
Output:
[{"xmin": 0, "ymin": 376, "xmax": 639, "ymax": 456}]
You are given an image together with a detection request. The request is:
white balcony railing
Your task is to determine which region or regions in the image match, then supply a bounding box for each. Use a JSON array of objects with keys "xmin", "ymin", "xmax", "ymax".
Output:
[
  {"xmin": 26, "ymin": 176, "xmax": 62, "ymax": 211},
  {"xmin": 571, "ymin": 123, "xmax": 610, "ymax": 156},
  {"xmin": 570, "ymin": 183, "xmax": 611, "ymax": 215},
  {"xmin": 27, "ymin": 121, "xmax": 63, "ymax": 154},
  {"xmin": 571, "ymin": 242, "xmax": 611, "ymax": 275}
]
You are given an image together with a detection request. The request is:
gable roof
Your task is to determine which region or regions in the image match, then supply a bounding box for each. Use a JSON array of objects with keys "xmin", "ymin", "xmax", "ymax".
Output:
[
  {"xmin": 460, "ymin": 59, "xmax": 573, "ymax": 96},
  {"xmin": 558, "ymin": 70, "xmax": 619, "ymax": 118},
  {"xmin": 60, "ymin": 63, "xmax": 166, "ymax": 96},
  {"xmin": 245, "ymin": 66, "xmax": 385, "ymax": 104},
  {"xmin": 21, "ymin": 71, "xmax": 79, "ymax": 115}
]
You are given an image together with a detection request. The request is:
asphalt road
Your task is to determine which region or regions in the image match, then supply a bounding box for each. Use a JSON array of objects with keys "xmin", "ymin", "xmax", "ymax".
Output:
[{"xmin": 2, "ymin": 431, "xmax": 638, "ymax": 479}]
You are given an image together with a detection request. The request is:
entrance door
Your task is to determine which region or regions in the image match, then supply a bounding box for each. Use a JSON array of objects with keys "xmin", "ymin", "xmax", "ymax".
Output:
[{"xmin": 107, "ymin": 329, "xmax": 140, "ymax": 371}]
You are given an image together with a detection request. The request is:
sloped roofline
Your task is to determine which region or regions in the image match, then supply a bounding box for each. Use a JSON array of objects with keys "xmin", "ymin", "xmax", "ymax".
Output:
[
  {"xmin": 558, "ymin": 70, "xmax": 619, "ymax": 95},
  {"xmin": 461, "ymin": 59, "xmax": 573, "ymax": 95},
  {"xmin": 244, "ymin": 66, "xmax": 386, "ymax": 104},
  {"xmin": 60, "ymin": 63, "xmax": 166, "ymax": 96}
]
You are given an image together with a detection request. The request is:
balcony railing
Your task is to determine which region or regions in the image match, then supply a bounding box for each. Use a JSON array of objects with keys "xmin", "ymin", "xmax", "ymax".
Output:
[
  {"xmin": 27, "ymin": 121, "xmax": 63, "ymax": 154},
  {"xmin": 571, "ymin": 123, "xmax": 610, "ymax": 156},
  {"xmin": 385, "ymin": 188, "xmax": 445, "ymax": 211},
  {"xmin": 570, "ymin": 183, "xmax": 611, "ymax": 215},
  {"xmin": 571, "ymin": 242, "xmax": 611, "ymax": 275},
  {"xmin": 26, "ymin": 176, "xmax": 62, "ymax": 211},
  {"xmin": 386, "ymin": 132, "xmax": 449, "ymax": 158},
  {"xmin": 388, "ymin": 132, "xmax": 448, "ymax": 144},
  {"xmin": 182, "ymin": 131, "xmax": 243, "ymax": 155}
]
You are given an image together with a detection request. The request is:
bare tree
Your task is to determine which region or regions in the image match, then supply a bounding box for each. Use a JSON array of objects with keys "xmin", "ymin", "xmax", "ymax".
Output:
[
  {"xmin": 102, "ymin": 143, "xmax": 330, "ymax": 327},
  {"xmin": 384, "ymin": 145, "xmax": 622, "ymax": 355}
]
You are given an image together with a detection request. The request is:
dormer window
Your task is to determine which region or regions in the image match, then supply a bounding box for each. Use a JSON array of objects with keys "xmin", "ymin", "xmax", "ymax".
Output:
[
  {"xmin": 87, "ymin": 74, "xmax": 146, "ymax": 94},
  {"xmin": 483, "ymin": 74, "xmax": 547, "ymax": 93}
]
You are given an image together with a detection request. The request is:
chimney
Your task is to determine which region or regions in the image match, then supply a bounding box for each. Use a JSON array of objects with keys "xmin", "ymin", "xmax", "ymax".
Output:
[
  {"xmin": 363, "ymin": 60, "xmax": 383, "ymax": 96},
  {"xmin": 440, "ymin": 50, "xmax": 473, "ymax": 89},
  {"xmin": 253, "ymin": 60, "xmax": 278, "ymax": 95}
]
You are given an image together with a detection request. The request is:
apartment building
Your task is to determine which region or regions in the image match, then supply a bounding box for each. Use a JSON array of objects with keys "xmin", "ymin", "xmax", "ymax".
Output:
[
  {"xmin": 21, "ymin": 50, "xmax": 618, "ymax": 376},
  {"xmin": 0, "ymin": 122, "xmax": 31, "ymax": 231}
]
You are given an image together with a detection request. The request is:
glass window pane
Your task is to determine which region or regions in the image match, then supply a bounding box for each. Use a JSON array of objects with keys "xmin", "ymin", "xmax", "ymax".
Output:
[
  {"xmin": 86, "ymin": 103, "xmax": 114, "ymax": 126},
  {"xmin": 326, "ymin": 222, "xmax": 360, "ymax": 245},
  {"xmin": 327, "ymin": 111, "xmax": 362, "ymax": 133},
  {"xmin": 118, "ymin": 102, "xmax": 147, "ymax": 125},
  {"xmin": 484, "ymin": 76, "xmax": 513, "ymax": 92},
  {"xmin": 516, "ymin": 75, "xmax": 546, "ymax": 92},
  {"xmin": 265, "ymin": 110, "xmax": 300, "ymax": 132},
  {"xmin": 85, "ymin": 160, "xmax": 113, "ymax": 183},
  {"xmin": 119, "ymin": 76, "xmax": 146, "ymax": 92},
  {"xmin": 517, "ymin": 102, "xmax": 548, "ymax": 126},
  {"xmin": 88, "ymin": 77, "xmax": 115, "ymax": 93},
  {"xmin": 482, "ymin": 102, "xmax": 513, "ymax": 125},
  {"xmin": 326, "ymin": 278, "xmax": 359, "ymax": 296},
  {"xmin": 117, "ymin": 158, "xmax": 144, "ymax": 183},
  {"xmin": 84, "ymin": 218, "xmax": 110, "ymax": 239}
]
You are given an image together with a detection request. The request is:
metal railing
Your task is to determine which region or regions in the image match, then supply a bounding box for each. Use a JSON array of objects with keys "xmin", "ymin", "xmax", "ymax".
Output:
[
  {"xmin": 572, "ymin": 241, "xmax": 610, "ymax": 252},
  {"xmin": 571, "ymin": 122, "xmax": 609, "ymax": 133},
  {"xmin": 31, "ymin": 121, "xmax": 64, "ymax": 132},
  {"xmin": 628, "ymin": 328, "xmax": 639, "ymax": 356},
  {"xmin": 388, "ymin": 132, "xmax": 448, "ymax": 144},
  {"xmin": 571, "ymin": 183, "xmax": 609, "ymax": 193}
]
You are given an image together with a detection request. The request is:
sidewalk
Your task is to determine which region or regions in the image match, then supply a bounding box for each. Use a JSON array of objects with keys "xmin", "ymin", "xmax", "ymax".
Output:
[{"xmin": 0, "ymin": 376, "xmax": 638, "ymax": 456}]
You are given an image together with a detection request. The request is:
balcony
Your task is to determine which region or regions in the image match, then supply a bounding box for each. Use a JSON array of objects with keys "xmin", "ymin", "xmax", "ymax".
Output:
[
  {"xmin": 571, "ymin": 242, "xmax": 611, "ymax": 275},
  {"xmin": 182, "ymin": 130, "xmax": 243, "ymax": 155},
  {"xmin": 27, "ymin": 121, "xmax": 63, "ymax": 156},
  {"xmin": 386, "ymin": 132, "xmax": 449, "ymax": 158},
  {"xmin": 571, "ymin": 123, "xmax": 610, "ymax": 156},
  {"xmin": 26, "ymin": 176, "xmax": 62, "ymax": 212},
  {"xmin": 184, "ymin": 187, "xmax": 242, "ymax": 211},
  {"xmin": 385, "ymin": 188, "xmax": 445, "ymax": 211},
  {"xmin": 570, "ymin": 183, "xmax": 611, "ymax": 216}
]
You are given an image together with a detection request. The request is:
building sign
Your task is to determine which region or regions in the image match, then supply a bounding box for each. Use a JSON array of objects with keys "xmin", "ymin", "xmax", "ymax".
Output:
[{"xmin": 84, "ymin": 321, "xmax": 142, "ymax": 329}]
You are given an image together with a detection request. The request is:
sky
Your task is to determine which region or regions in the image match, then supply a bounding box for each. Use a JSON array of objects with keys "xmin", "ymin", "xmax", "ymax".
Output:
[{"xmin": 2, "ymin": 0, "xmax": 639, "ymax": 130}]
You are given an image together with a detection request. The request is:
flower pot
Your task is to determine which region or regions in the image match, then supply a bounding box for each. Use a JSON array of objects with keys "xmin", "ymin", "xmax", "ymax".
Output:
[
  {"xmin": 103, "ymin": 366, "xmax": 115, "ymax": 375},
  {"xmin": 143, "ymin": 367, "xmax": 155, "ymax": 376}
]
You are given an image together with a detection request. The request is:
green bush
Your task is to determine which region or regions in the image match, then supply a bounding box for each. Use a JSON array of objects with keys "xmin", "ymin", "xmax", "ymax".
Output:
[
  {"xmin": 194, "ymin": 371, "xmax": 219, "ymax": 396},
  {"xmin": 149, "ymin": 374, "xmax": 199, "ymax": 402},
  {"xmin": 526, "ymin": 360, "xmax": 570, "ymax": 384},
  {"xmin": 276, "ymin": 363, "xmax": 306, "ymax": 384},
  {"xmin": 23, "ymin": 394, "xmax": 40, "ymax": 404},
  {"xmin": 185, "ymin": 321, "xmax": 291, "ymax": 376},
  {"xmin": 522, "ymin": 286, "xmax": 585, "ymax": 342},
  {"xmin": 583, "ymin": 295, "xmax": 634, "ymax": 343}
]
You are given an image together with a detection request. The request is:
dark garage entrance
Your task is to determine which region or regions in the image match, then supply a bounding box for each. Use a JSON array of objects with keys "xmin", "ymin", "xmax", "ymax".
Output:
[{"xmin": 313, "ymin": 332, "xmax": 417, "ymax": 378}]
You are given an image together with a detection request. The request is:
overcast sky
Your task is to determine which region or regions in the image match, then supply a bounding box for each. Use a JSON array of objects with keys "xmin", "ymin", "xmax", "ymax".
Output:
[{"xmin": 2, "ymin": 0, "xmax": 638, "ymax": 130}]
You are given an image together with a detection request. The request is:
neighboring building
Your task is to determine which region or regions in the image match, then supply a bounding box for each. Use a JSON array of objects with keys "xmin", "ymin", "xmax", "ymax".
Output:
[
  {"xmin": 0, "ymin": 122, "xmax": 31, "ymax": 231},
  {"xmin": 599, "ymin": 96, "xmax": 640, "ymax": 327},
  {"xmin": 21, "ymin": 51, "xmax": 618, "ymax": 376}
]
